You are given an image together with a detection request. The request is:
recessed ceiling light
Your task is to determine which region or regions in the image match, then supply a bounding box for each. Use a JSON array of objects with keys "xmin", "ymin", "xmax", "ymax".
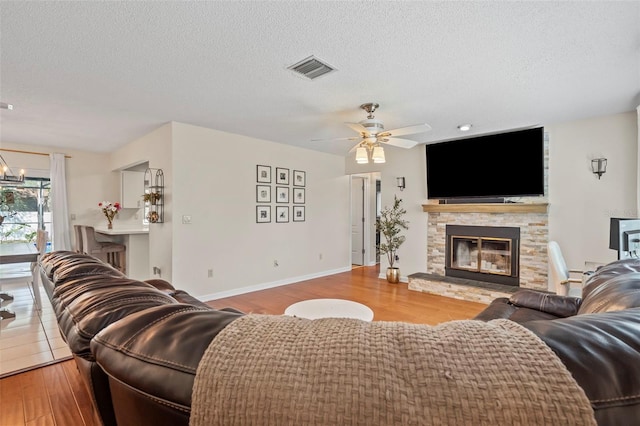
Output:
[{"xmin": 457, "ymin": 124, "xmax": 472, "ymax": 132}]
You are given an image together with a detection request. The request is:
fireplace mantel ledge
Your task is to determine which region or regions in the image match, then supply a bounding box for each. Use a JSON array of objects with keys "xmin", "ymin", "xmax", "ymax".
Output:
[{"xmin": 422, "ymin": 203, "xmax": 548, "ymax": 213}]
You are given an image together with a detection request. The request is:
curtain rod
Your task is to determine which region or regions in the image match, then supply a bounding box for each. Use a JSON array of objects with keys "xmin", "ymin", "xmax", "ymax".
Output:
[{"xmin": 0, "ymin": 148, "xmax": 72, "ymax": 158}]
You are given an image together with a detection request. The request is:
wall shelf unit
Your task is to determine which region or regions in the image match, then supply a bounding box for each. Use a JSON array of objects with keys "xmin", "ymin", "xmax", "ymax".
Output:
[{"xmin": 144, "ymin": 168, "xmax": 164, "ymax": 224}]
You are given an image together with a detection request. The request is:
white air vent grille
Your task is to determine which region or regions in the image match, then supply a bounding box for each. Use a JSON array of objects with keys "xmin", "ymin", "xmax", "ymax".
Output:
[{"xmin": 287, "ymin": 56, "xmax": 336, "ymax": 80}]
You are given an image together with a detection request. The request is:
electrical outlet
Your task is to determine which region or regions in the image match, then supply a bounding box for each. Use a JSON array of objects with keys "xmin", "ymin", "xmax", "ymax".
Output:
[
  {"xmin": 207, "ymin": 269, "xmax": 213, "ymax": 278},
  {"xmin": 273, "ymin": 260, "xmax": 279, "ymax": 267},
  {"xmin": 70, "ymin": 213, "xmax": 76, "ymax": 220},
  {"xmin": 182, "ymin": 215, "xmax": 192, "ymax": 224}
]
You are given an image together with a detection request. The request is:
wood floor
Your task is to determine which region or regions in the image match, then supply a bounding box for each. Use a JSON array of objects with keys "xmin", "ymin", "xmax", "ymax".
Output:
[{"xmin": 0, "ymin": 265, "xmax": 487, "ymax": 426}]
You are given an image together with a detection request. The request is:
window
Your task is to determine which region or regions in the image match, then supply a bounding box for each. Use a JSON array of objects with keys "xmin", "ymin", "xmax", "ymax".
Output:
[{"xmin": 0, "ymin": 178, "xmax": 51, "ymax": 243}]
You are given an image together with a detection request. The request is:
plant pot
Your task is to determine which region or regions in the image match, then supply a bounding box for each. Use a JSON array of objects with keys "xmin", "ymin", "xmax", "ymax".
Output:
[{"xmin": 386, "ymin": 267, "xmax": 400, "ymax": 283}]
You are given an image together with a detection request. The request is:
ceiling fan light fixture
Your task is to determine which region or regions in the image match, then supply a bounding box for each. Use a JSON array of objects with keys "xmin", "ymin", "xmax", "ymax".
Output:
[
  {"xmin": 457, "ymin": 123, "xmax": 472, "ymax": 132},
  {"xmin": 355, "ymin": 146, "xmax": 369, "ymax": 164},
  {"xmin": 0, "ymin": 155, "xmax": 25, "ymax": 185},
  {"xmin": 372, "ymin": 145, "xmax": 385, "ymax": 163}
]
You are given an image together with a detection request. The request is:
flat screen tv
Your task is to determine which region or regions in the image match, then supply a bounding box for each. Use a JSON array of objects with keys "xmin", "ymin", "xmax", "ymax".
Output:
[{"xmin": 425, "ymin": 127, "xmax": 544, "ymax": 200}]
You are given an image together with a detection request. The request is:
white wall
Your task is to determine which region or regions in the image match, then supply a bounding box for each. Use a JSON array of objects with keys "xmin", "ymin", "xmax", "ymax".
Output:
[
  {"xmin": 4, "ymin": 110, "xmax": 635, "ymax": 293},
  {"xmin": 170, "ymin": 122, "xmax": 351, "ymax": 299},
  {"xmin": 110, "ymin": 123, "xmax": 173, "ymax": 279},
  {"xmin": 345, "ymin": 145, "xmax": 428, "ymax": 281},
  {"xmin": 546, "ymin": 111, "xmax": 638, "ymax": 269},
  {"xmin": 345, "ymin": 110, "xmax": 638, "ymax": 281}
]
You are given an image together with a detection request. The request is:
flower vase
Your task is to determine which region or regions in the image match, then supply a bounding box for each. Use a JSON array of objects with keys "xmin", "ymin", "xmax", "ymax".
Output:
[{"xmin": 107, "ymin": 221, "xmax": 113, "ymax": 230}]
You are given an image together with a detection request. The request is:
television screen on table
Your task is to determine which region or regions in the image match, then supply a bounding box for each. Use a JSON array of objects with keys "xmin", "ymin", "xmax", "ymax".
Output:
[{"xmin": 425, "ymin": 126, "xmax": 545, "ymax": 200}]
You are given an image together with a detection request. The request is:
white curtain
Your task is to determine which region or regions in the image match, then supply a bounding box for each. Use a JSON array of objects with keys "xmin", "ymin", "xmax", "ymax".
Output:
[
  {"xmin": 637, "ymin": 105, "xmax": 640, "ymax": 217},
  {"xmin": 50, "ymin": 153, "xmax": 71, "ymax": 250}
]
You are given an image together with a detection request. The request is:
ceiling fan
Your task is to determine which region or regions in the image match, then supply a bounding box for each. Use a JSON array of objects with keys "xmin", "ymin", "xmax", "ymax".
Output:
[{"xmin": 313, "ymin": 103, "xmax": 432, "ymax": 163}]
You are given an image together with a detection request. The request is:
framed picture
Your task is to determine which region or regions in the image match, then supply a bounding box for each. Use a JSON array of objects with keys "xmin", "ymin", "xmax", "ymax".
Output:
[
  {"xmin": 276, "ymin": 186, "xmax": 289, "ymax": 203},
  {"xmin": 276, "ymin": 206, "xmax": 289, "ymax": 223},
  {"xmin": 257, "ymin": 165, "xmax": 271, "ymax": 183},
  {"xmin": 293, "ymin": 188, "xmax": 305, "ymax": 204},
  {"xmin": 256, "ymin": 185, "xmax": 271, "ymax": 203},
  {"xmin": 293, "ymin": 170, "xmax": 306, "ymax": 187},
  {"xmin": 293, "ymin": 206, "xmax": 305, "ymax": 222},
  {"xmin": 256, "ymin": 206, "xmax": 271, "ymax": 223},
  {"xmin": 276, "ymin": 167, "xmax": 289, "ymax": 185}
]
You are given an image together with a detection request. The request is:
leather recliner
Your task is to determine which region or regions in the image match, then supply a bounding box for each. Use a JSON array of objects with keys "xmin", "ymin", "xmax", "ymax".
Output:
[
  {"xmin": 38, "ymin": 251, "xmax": 243, "ymax": 426},
  {"xmin": 474, "ymin": 258, "xmax": 640, "ymax": 424}
]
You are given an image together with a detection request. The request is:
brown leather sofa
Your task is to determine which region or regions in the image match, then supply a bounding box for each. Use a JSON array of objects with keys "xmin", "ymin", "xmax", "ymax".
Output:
[
  {"xmin": 474, "ymin": 257, "xmax": 640, "ymax": 425},
  {"xmin": 38, "ymin": 251, "xmax": 244, "ymax": 426},
  {"xmin": 40, "ymin": 251, "xmax": 640, "ymax": 425}
]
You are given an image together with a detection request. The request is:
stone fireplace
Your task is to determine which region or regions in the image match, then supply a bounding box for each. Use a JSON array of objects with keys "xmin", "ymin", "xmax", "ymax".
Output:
[{"xmin": 408, "ymin": 202, "xmax": 549, "ymax": 303}]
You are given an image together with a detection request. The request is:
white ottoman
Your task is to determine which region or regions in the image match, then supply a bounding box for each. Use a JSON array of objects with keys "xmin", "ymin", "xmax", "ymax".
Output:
[{"xmin": 284, "ymin": 298, "xmax": 374, "ymax": 321}]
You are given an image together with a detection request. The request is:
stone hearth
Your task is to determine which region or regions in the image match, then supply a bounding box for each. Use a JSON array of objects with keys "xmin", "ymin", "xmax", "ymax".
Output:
[{"xmin": 408, "ymin": 272, "xmax": 519, "ymax": 304}]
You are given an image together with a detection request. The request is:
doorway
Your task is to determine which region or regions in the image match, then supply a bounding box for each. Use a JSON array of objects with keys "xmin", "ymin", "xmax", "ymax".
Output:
[
  {"xmin": 351, "ymin": 177, "xmax": 365, "ymax": 266},
  {"xmin": 350, "ymin": 173, "xmax": 381, "ymax": 267}
]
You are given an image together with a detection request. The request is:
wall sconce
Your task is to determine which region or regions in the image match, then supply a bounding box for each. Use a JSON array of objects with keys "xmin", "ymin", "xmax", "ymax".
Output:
[
  {"xmin": 591, "ymin": 158, "xmax": 607, "ymax": 179},
  {"xmin": 396, "ymin": 177, "xmax": 406, "ymax": 191}
]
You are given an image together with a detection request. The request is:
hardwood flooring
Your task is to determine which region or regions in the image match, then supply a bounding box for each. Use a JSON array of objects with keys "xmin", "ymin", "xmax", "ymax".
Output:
[
  {"xmin": 0, "ymin": 265, "xmax": 487, "ymax": 425},
  {"xmin": 208, "ymin": 265, "xmax": 488, "ymax": 325}
]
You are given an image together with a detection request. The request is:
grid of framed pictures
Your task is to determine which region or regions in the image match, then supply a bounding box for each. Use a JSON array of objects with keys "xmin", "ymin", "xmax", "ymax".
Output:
[{"xmin": 255, "ymin": 165, "xmax": 305, "ymax": 223}]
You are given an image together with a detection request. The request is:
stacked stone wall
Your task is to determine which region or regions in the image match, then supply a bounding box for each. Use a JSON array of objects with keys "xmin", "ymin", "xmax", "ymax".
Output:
[{"xmin": 426, "ymin": 212, "xmax": 548, "ymax": 291}]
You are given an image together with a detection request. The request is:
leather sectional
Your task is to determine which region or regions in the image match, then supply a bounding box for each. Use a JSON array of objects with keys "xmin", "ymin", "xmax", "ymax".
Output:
[{"xmin": 38, "ymin": 251, "xmax": 640, "ymax": 425}]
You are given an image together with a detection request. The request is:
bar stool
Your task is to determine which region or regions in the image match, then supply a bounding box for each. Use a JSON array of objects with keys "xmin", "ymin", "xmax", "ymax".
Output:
[
  {"xmin": 81, "ymin": 225, "xmax": 127, "ymax": 274},
  {"xmin": 74, "ymin": 224, "xmax": 83, "ymax": 253}
]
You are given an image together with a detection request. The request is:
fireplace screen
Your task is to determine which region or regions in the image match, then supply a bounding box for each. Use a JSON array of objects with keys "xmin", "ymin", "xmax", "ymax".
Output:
[{"xmin": 451, "ymin": 236, "xmax": 512, "ymax": 276}]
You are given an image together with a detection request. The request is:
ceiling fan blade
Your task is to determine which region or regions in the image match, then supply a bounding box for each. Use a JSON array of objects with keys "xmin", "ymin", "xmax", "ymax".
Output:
[
  {"xmin": 311, "ymin": 136, "xmax": 361, "ymax": 142},
  {"xmin": 384, "ymin": 123, "xmax": 432, "ymax": 137},
  {"xmin": 382, "ymin": 137, "xmax": 420, "ymax": 149},
  {"xmin": 345, "ymin": 122, "xmax": 368, "ymax": 135}
]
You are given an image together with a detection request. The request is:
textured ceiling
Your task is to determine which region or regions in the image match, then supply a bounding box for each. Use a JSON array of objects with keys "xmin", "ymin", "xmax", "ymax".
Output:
[{"xmin": 1, "ymin": 1, "xmax": 639, "ymax": 156}]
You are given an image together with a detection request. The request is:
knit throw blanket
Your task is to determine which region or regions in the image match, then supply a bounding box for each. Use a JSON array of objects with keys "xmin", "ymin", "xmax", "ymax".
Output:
[{"xmin": 191, "ymin": 315, "xmax": 595, "ymax": 426}]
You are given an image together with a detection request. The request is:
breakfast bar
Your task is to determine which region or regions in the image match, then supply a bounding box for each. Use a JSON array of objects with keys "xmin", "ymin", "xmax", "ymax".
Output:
[{"xmin": 95, "ymin": 226, "xmax": 149, "ymax": 280}]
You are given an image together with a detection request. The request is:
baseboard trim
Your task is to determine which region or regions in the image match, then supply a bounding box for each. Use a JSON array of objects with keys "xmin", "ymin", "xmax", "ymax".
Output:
[{"xmin": 200, "ymin": 266, "xmax": 352, "ymax": 302}]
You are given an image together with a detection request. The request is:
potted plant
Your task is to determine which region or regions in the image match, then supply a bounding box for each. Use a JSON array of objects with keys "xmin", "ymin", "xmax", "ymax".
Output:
[
  {"xmin": 142, "ymin": 192, "xmax": 161, "ymax": 205},
  {"xmin": 376, "ymin": 195, "xmax": 409, "ymax": 283}
]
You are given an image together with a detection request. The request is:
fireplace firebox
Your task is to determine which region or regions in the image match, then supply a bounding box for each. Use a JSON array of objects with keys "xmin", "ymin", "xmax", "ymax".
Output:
[{"xmin": 445, "ymin": 225, "xmax": 520, "ymax": 286}]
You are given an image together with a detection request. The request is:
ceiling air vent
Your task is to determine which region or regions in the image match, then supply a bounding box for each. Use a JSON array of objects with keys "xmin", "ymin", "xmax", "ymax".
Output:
[{"xmin": 287, "ymin": 56, "xmax": 336, "ymax": 80}]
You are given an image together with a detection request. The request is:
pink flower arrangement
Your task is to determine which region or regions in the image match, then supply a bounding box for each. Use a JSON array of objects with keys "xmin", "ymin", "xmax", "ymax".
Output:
[{"xmin": 99, "ymin": 201, "xmax": 121, "ymax": 225}]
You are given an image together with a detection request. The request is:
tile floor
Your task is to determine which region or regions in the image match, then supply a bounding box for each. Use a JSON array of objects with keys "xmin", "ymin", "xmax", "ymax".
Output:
[{"xmin": 0, "ymin": 263, "xmax": 72, "ymax": 378}]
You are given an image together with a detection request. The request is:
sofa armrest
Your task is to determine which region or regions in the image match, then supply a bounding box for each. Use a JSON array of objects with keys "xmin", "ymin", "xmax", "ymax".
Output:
[
  {"xmin": 509, "ymin": 289, "xmax": 581, "ymax": 318},
  {"xmin": 143, "ymin": 279, "xmax": 176, "ymax": 292},
  {"xmin": 525, "ymin": 308, "xmax": 640, "ymax": 424}
]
